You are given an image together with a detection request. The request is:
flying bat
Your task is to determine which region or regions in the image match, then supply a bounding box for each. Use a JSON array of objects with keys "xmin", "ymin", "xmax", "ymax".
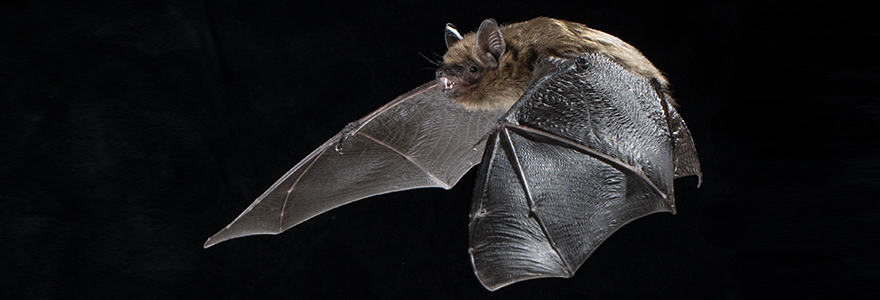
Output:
[{"xmin": 204, "ymin": 17, "xmax": 702, "ymax": 290}]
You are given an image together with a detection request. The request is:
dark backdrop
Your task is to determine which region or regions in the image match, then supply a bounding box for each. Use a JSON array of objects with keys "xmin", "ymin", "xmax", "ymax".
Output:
[{"xmin": 2, "ymin": 0, "xmax": 873, "ymax": 299}]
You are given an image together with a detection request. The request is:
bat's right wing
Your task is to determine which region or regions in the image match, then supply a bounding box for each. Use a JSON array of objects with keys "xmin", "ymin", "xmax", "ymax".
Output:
[
  {"xmin": 468, "ymin": 54, "xmax": 701, "ymax": 290},
  {"xmin": 205, "ymin": 81, "xmax": 506, "ymax": 248}
]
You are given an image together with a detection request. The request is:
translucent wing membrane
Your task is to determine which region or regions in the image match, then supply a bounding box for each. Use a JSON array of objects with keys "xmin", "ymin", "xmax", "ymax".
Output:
[{"xmin": 205, "ymin": 82, "xmax": 506, "ymax": 248}]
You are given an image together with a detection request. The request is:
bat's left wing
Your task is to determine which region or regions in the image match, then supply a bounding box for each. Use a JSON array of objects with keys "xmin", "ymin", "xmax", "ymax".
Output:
[
  {"xmin": 205, "ymin": 81, "xmax": 506, "ymax": 248},
  {"xmin": 468, "ymin": 53, "xmax": 701, "ymax": 290}
]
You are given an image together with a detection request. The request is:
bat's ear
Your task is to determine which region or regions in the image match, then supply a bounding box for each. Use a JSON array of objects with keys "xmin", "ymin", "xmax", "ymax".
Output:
[
  {"xmin": 445, "ymin": 23, "xmax": 463, "ymax": 49},
  {"xmin": 474, "ymin": 18, "xmax": 505, "ymax": 70}
]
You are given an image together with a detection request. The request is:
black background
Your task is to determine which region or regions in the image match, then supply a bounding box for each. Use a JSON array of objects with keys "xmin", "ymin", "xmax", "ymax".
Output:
[{"xmin": 2, "ymin": 0, "xmax": 874, "ymax": 299}]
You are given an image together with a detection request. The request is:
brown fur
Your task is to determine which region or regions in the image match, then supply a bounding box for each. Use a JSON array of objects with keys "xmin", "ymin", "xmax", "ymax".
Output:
[{"xmin": 440, "ymin": 17, "xmax": 671, "ymax": 111}]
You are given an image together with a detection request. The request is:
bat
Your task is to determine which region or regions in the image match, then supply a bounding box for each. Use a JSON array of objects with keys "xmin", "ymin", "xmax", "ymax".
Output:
[{"xmin": 204, "ymin": 17, "xmax": 701, "ymax": 290}]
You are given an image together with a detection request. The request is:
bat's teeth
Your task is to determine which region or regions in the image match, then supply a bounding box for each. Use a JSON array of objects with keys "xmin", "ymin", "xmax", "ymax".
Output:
[{"xmin": 439, "ymin": 77, "xmax": 454, "ymax": 89}]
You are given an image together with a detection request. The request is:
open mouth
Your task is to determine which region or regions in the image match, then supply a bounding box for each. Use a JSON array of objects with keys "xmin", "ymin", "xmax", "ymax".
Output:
[{"xmin": 438, "ymin": 77, "xmax": 455, "ymax": 90}]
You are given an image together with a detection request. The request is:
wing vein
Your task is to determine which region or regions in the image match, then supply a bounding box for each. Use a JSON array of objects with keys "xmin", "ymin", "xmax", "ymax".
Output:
[
  {"xmin": 507, "ymin": 124, "xmax": 668, "ymax": 200},
  {"xmin": 501, "ymin": 125, "xmax": 573, "ymax": 275},
  {"xmin": 279, "ymin": 146, "xmax": 327, "ymax": 232},
  {"xmin": 358, "ymin": 132, "xmax": 448, "ymax": 188}
]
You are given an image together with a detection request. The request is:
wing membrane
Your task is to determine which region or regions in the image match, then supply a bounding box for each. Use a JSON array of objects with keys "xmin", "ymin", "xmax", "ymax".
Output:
[
  {"xmin": 206, "ymin": 82, "xmax": 506, "ymax": 248},
  {"xmin": 468, "ymin": 54, "xmax": 701, "ymax": 290}
]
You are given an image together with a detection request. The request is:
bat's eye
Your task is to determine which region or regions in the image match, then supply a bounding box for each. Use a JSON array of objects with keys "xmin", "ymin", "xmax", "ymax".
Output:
[{"xmin": 469, "ymin": 65, "xmax": 478, "ymax": 73}]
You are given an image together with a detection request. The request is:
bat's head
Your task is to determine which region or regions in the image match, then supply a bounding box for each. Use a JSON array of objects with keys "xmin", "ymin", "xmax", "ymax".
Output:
[{"xmin": 437, "ymin": 19, "xmax": 509, "ymax": 110}]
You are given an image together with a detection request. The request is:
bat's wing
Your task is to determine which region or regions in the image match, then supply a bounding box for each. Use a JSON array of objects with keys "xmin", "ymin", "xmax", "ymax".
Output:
[
  {"xmin": 206, "ymin": 82, "xmax": 506, "ymax": 248},
  {"xmin": 468, "ymin": 53, "xmax": 701, "ymax": 290}
]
